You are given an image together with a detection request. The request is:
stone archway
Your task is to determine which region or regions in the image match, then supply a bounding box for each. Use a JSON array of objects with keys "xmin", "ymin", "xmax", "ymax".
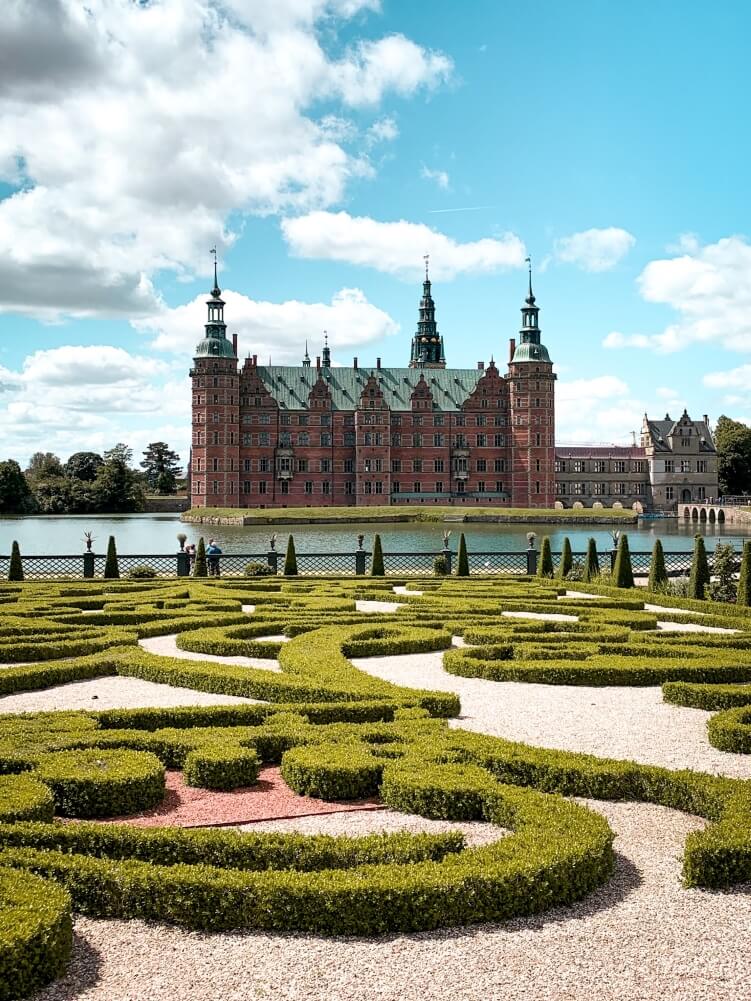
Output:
[
  {"xmin": 683, "ymin": 506, "xmax": 691, "ymax": 520},
  {"xmin": 691, "ymin": 507, "xmax": 699, "ymax": 520},
  {"xmin": 718, "ymin": 509, "xmax": 726, "ymax": 523},
  {"xmin": 681, "ymin": 488, "xmax": 692, "ymax": 503},
  {"xmin": 709, "ymin": 509, "xmax": 716, "ymax": 523},
  {"xmin": 700, "ymin": 508, "xmax": 707, "ymax": 522}
]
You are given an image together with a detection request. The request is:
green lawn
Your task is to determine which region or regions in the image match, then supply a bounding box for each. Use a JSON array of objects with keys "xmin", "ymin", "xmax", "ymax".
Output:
[{"xmin": 183, "ymin": 504, "xmax": 638, "ymax": 525}]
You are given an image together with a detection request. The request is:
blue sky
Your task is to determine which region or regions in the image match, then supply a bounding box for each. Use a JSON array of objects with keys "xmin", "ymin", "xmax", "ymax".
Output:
[{"xmin": 2, "ymin": 0, "xmax": 751, "ymax": 466}]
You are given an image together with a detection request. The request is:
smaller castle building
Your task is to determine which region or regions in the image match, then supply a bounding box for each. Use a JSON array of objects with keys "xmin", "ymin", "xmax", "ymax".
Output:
[{"xmin": 554, "ymin": 411, "xmax": 718, "ymax": 512}]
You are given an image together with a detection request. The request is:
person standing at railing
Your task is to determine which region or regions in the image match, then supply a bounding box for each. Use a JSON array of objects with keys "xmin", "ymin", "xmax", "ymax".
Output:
[
  {"xmin": 185, "ymin": 543, "xmax": 196, "ymax": 573},
  {"xmin": 206, "ymin": 539, "xmax": 222, "ymax": 577}
]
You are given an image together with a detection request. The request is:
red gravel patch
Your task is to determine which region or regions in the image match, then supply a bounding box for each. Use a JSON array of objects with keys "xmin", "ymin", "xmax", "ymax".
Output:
[{"xmin": 83, "ymin": 767, "xmax": 382, "ymax": 828}]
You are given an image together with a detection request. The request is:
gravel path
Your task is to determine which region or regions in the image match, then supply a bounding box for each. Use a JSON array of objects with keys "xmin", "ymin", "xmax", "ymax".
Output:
[
  {"xmin": 31, "ymin": 800, "xmax": 751, "ymax": 1001},
  {"xmin": 351, "ymin": 649, "xmax": 751, "ymax": 778},
  {"xmin": 0, "ymin": 676, "xmax": 261, "ymax": 714},
  {"xmin": 355, "ymin": 599, "xmax": 404, "ymax": 613},
  {"xmin": 139, "ymin": 634, "xmax": 282, "ymax": 671}
]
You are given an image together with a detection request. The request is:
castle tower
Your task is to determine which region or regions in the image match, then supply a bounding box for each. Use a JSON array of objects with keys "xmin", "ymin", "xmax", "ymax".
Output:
[
  {"xmin": 189, "ymin": 251, "xmax": 240, "ymax": 508},
  {"xmin": 409, "ymin": 256, "xmax": 446, "ymax": 369},
  {"xmin": 507, "ymin": 258, "xmax": 556, "ymax": 507}
]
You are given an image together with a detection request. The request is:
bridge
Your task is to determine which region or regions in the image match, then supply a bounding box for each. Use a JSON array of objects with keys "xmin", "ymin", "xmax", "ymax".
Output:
[{"xmin": 680, "ymin": 501, "xmax": 751, "ymax": 525}]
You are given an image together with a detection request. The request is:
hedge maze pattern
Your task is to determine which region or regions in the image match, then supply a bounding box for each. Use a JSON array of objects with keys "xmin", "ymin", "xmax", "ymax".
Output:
[{"xmin": 1, "ymin": 574, "xmax": 751, "ymax": 996}]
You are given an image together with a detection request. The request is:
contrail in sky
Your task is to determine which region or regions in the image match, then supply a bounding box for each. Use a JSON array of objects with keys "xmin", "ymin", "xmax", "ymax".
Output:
[{"xmin": 426, "ymin": 205, "xmax": 495, "ymax": 214}]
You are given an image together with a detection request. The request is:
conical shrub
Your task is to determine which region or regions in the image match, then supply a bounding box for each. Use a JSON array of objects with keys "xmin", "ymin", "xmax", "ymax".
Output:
[
  {"xmin": 612, "ymin": 533, "xmax": 634, "ymax": 588},
  {"xmin": 103, "ymin": 535, "xmax": 120, "ymax": 579},
  {"xmin": 284, "ymin": 535, "xmax": 298, "ymax": 576},
  {"xmin": 688, "ymin": 534, "xmax": 710, "ymax": 599},
  {"xmin": 370, "ymin": 534, "xmax": 384, "ymax": 577},
  {"xmin": 647, "ymin": 539, "xmax": 668, "ymax": 591},
  {"xmin": 582, "ymin": 538, "xmax": 599, "ymax": 582},
  {"xmin": 193, "ymin": 536, "xmax": 207, "ymax": 578},
  {"xmin": 557, "ymin": 537, "xmax": 573, "ymax": 579},
  {"xmin": 8, "ymin": 541, "xmax": 23, "ymax": 582},
  {"xmin": 456, "ymin": 533, "xmax": 469, "ymax": 577},
  {"xmin": 538, "ymin": 536, "xmax": 553, "ymax": 578},
  {"xmin": 737, "ymin": 540, "xmax": 751, "ymax": 606}
]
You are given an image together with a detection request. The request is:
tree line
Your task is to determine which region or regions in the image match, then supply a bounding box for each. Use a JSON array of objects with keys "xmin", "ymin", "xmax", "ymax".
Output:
[
  {"xmin": 715, "ymin": 416, "xmax": 751, "ymax": 497},
  {"xmin": 0, "ymin": 442, "xmax": 182, "ymax": 515}
]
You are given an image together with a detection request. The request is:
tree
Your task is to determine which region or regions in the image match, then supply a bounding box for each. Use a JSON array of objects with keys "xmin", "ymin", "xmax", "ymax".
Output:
[
  {"xmin": 688, "ymin": 534, "xmax": 710, "ymax": 600},
  {"xmin": 141, "ymin": 442, "xmax": 182, "ymax": 494},
  {"xmin": 92, "ymin": 450, "xmax": 145, "ymax": 513},
  {"xmin": 582, "ymin": 538, "xmax": 599, "ymax": 582},
  {"xmin": 65, "ymin": 452, "xmax": 104, "ymax": 482},
  {"xmin": 8, "ymin": 541, "xmax": 23, "ymax": 582},
  {"xmin": 737, "ymin": 541, "xmax": 751, "ymax": 607},
  {"xmin": 707, "ymin": 542, "xmax": 737, "ymax": 603},
  {"xmin": 104, "ymin": 443, "xmax": 134, "ymax": 466},
  {"xmin": 284, "ymin": 535, "xmax": 298, "ymax": 576},
  {"xmin": 538, "ymin": 537, "xmax": 553, "ymax": 578},
  {"xmin": 103, "ymin": 536, "xmax": 120, "ymax": 579},
  {"xmin": 370, "ymin": 534, "xmax": 384, "ymax": 577},
  {"xmin": 0, "ymin": 460, "xmax": 34, "ymax": 514},
  {"xmin": 193, "ymin": 537, "xmax": 207, "ymax": 577},
  {"xmin": 557, "ymin": 537, "xmax": 573, "ymax": 579},
  {"xmin": 612, "ymin": 533, "xmax": 634, "ymax": 588},
  {"xmin": 456, "ymin": 533, "xmax": 469, "ymax": 577},
  {"xmin": 714, "ymin": 416, "xmax": 751, "ymax": 496},
  {"xmin": 647, "ymin": 539, "xmax": 668, "ymax": 591},
  {"xmin": 25, "ymin": 452, "xmax": 64, "ymax": 481}
]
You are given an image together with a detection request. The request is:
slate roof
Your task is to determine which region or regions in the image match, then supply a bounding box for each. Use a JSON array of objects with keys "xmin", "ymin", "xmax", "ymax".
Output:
[
  {"xmin": 252, "ymin": 366, "xmax": 491, "ymax": 412},
  {"xmin": 645, "ymin": 418, "xmax": 716, "ymax": 453}
]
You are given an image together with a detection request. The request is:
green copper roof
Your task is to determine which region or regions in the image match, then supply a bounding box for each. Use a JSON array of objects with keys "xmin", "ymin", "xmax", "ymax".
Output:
[
  {"xmin": 195, "ymin": 336, "xmax": 236, "ymax": 359},
  {"xmin": 512, "ymin": 341, "xmax": 551, "ymax": 363},
  {"xmin": 252, "ymin": 366, "xmax": 489, "ymax": 411}
]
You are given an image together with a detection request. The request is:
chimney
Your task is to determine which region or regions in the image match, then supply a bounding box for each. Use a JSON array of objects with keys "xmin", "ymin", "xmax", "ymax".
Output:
[
  {"xmin": 232, "ymin": 333, "xmax": 238, "ymax": 356},
  {"xmin": 316, "ymin": 355, "xmax": 321, "ymax": 370},
  {"xmin": 376, "ymin": 357, "xmax": 381, "ymax": 370},
  {"xmin": 353, "ymin": 357, "xmax": 358, "ymax": 370},
  {"xmin": 252, "ymin": 354, "xmax": 257, "ymax": 366},
  {"xmin": 477, "ymin": 361, "xmax": 484, "ymax": 371},
  {"xmin": 508, "ymin": 338, "xmax": 516, "ymax": 364},
  {"xmin": 703, "ymin": 414, "xmax": 709, "ymax": 426}
]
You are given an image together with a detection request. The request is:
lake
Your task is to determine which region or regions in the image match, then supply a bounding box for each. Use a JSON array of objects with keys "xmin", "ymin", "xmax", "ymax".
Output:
[{"xmin": 1, "ymin": 513, "xmax": 750, "ymax": 557}]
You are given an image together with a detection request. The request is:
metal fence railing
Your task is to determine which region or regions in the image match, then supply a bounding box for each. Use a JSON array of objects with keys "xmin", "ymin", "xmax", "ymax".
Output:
[{"xmin": 0, "ymin": 547, "xmax": 731, "ymax": 580}]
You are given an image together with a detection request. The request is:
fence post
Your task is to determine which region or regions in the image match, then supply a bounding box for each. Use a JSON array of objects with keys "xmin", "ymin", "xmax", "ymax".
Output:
[
  {"xmin": 526, "ymin": 548, "xmax": 537, "ymax": 575},
  {"xmin": 267, "ymin": 550, "xmax": 279, "ymax": 575},
  {"xmin": 83, "ymin": 552, "xmax": 95, "ymax": 579},
  {"xmin": 610, "ymin": 550, "xmax": 617, "ymax": 572},
  {"xmin": 176, "ymin": 551, "xmax": 190, "ymax": 577},
  {"xmin": 442, "ymin": 547, "xmax": 452, "ymax": 575},
  {"xmin": 355, "ymin": 549, "xmax": 367, "ymax": 575}
]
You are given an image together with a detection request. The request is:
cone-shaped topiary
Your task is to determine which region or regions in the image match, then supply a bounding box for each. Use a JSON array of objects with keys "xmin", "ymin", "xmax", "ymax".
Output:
[
  {"xmin": 582, "ymin": 538, "xmax": 599, "ymax": 582},
  {"xmin": 612, "ymin": 533, "xmax": 634, "ymax": 588},
  {"xmin": 689, "ymin": 534, "xmax": 710, "ymax": 600},
  {"xmin": 103, "ymin": 535, "xmax": 120, "ymax": 579},
  {"xmin": 193, "ymin": 537, "xmax": 207, "ymax": 578},
  {"xmin": 8, "ymin": 540, "xmax": 23, "ymax": 582},
  {"xmin": 284, "ymin": 535, "xmax": 298, "ymax": 576},
  {"xmin": 370, "ymin": 534, "xmax": 384, "ymax": 576},
  {"xmin": 557, "ymin": 537, "xmax": 573, "ymax": 579},
  {"xmin": 647, "ymin": 539, "xmax": 668, "ymax": 591},
  {"xmin": 737, "ymin": 540, "xmax": 751, "ymax": 607},
  {"xmin": 538, "ymin": 536, "xmax": 553, "ymax": 578},
  {"xmin": 456, "ymin": 533, "xmax": 469, "ymax": 577}
]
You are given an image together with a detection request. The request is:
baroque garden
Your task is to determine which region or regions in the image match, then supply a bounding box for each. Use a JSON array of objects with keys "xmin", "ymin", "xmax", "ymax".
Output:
[{"xmin": 3, "ymin": 544, "xmax": 751, "ymax": 999}]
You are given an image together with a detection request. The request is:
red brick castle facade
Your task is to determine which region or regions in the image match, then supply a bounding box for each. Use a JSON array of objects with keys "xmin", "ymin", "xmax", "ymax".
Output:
[{"xmin": 190, "ymin": 261, "xmax": 556, "ymax": 509}]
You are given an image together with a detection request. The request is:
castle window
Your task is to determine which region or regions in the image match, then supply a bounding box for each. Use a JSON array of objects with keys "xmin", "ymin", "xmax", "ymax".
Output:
[
  {"xmin": 212, "ymin": 458, "xmax": 219, "ymax": 472},
  {"xmin": 344, "ymin": 481, "xmax": 354, "ymax": 495},
  {"xmin": 535, "ymin": 481, "xmax": 540, "ymax": 493},
  {"xmin": 364, "ymin": 482, "xmax": 372, "ymax": 494},
  {"xmin": 476, "ymin": 415, "xmax": 486, "ymax": 427},
  {"xmin": 494, "ymin": 434, "xmax": 505, "ymax": 447},
  {"xmin": 573, "ymin": 461, "xmax": 584, "ymax": 473},
  {"xmin": 298, "ymin": 414, "xmax": 308, "ymax": 426},
  {"xmin": 259, "ymin": 481, "xmax": 267, "ymax": 494},
  {"xmin": 243, "ymin": 459, "xmax": 251, "ymax": 472},
  {"xmin": 392, "ymin": 481, "xmax": 401, "ymax": 493},
  {"xmin": 477, "ymin": 434, "xmax": 486, "ymax": 447},
  {"xmin": 535, "ymin": 459, "xmax": 541, "ymax": 472},
  {"xmin": 280, "ymin": 480, "xmax": 289, "ymax": 495},
  {"xmin": 555, "ymin": 460, "xmax": 564, "ymax": 473},
  {"xmin": 195, "ymin": 481, "xmax": 202, "ymax": 494},
  {"xmin": 345, "ymin": 459, "xmax": 354, "ymax": 473},
  {"xmin": 494, "ymin": 459, "xmax": 506, "ymax": 473},
  {"xmin": 666, "ymin": 486, "xmax": 674, "ymax": 500},
  {"xmin": 476, "ymin": 459, "xmax": 486, "ymax": 472},
  {"xmin": 260, "ymin": 414, "xmax": 271, "ymax": 425},
  {"xmin": 242, "ymin": 434, "xmax": 251, "ymax": 446},
  {"xmin": 243, "ymin": 481, "xmax": 251, "ymax": 494},
  {"xmin": 495, "ymin": 481, "xmax": 503, "ymax": 493},
  {"xmin": 413, "ymin": 482, "xmax": 421, "ymax": 493},
  {"xmin": 212, "ymin": 432, "xmax": 219, "ymax": 445},
  {"xmin": 321, "ymin": 459, "xmax": 331, "ymax": 472},
  {"xmin": 281, "ymin": 414, "xmax": 291, "ymax": 425},
  {"xmin": 414, "ymin": 434, "xmax": 422, "ymax": 447},
  {"xmin": 298, "ymin": 459, "xmax": 308, "ymax": 472},
  {"xmin": 434, "ymin": 414, "xmax": 444, "ymax": 426},
  {"xmin": 434, "ymin": 434, "xmax": 444, "ymax": 447},
  {"xmin": 212, "ymin": 480, "xmax": 220, "ymax": 494},
  {"xmin": 455, "ymin": 414, "xmax": 465, "ymax": 427},
  {"xmin": 593, "ymin": 460, "xmax": 606, "ymax": 473},
  {"xmin": 259, "ymin": 433, "xmax": 270, "ymax": 446},
  {"xmin": 375, "ymin": 481, "xmax": 384, "ymax": 494},
  {"xmin": 413, "ymin": 459, "xmax": 422, "ymax": 473},
  {"xmin": 435, "ymin": 459, "xmax": 444, "ymax": 472},
  {"xmin": 298, "ymin": 432, "xmax": 309, "ymax": 446},
  {"xmin": 391, "ymin": 434, "xmax": 401, "ymax": 447},
  {"xmin": 259, "ymin": 458, "xmax": 270, "ymax": 472},
  {"xmin": 436, "ymin": 481, "xmax": 443, "ymax": 493},
  {"xmin": 212, "ymin": 412, "xmax": 220, "ymax": 423},
  {"xmin": 478, "ymin": 481, "xmax": 486, "ymax": 493},
  {"xmin": 535, "ymin": 433, "xmax": 541, "ymax": 446},
  {"xmin": 305, "ymin": 481, "xmax": 313, "ymax": 495}
]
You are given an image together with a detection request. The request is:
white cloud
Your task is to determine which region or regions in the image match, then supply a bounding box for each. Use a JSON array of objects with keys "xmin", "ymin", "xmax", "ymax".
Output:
[
  {"xmin": 421, "ymin": 164, "xmax": 450, "ymax": 190},
  {"xmin": 0, "ymin": 1, "xmax": 451, "ymax": 319},
  {"xmin": 366, "ymin": 116, "xmax": 399, "ymax": 145},
  {"xmin": 605, "ymin": 236, "xmax": 751, "ymax": 354},
  {"xmin": 134, "ymin": 287, "xmax": 398, "ymax": 363},
  {"xmin": 554, "ymin": 227, "xmax": 636, "ymax": 272},
  {"xmin": 704, "ymin": 364, "xmax": 751, "ymax": 390},
  {"xmin": 281, "ymin": 211, "xmax": 526, "ymax": 279}
]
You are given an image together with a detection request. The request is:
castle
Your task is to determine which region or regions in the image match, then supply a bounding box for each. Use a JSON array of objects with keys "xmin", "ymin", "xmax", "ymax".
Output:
[
  {"xmin": 190, "ymin": 261, "xmax": 556, "ymax": 509},
  {"xmin": 189, "ymin": 262, "xmax": 718, "ymax": 511}
]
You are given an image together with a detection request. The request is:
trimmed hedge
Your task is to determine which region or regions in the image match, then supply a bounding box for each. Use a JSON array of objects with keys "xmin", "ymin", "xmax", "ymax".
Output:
[
  {"xmin": 184, "ymin": 746, "xmax": 260, "ymax": 790},
  {"xmin": 33, "ymin": 749, "xmax": 165, "ymax": 818},
  {"xmin": 0, "ymin": 867, "xmax": 72, "ymax": 1000}
]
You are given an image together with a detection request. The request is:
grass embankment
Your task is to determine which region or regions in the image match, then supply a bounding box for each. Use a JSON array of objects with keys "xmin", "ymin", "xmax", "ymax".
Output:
[{"xmin": 183, "ymin": 505, "xmax": 638, "ymax": 527}]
